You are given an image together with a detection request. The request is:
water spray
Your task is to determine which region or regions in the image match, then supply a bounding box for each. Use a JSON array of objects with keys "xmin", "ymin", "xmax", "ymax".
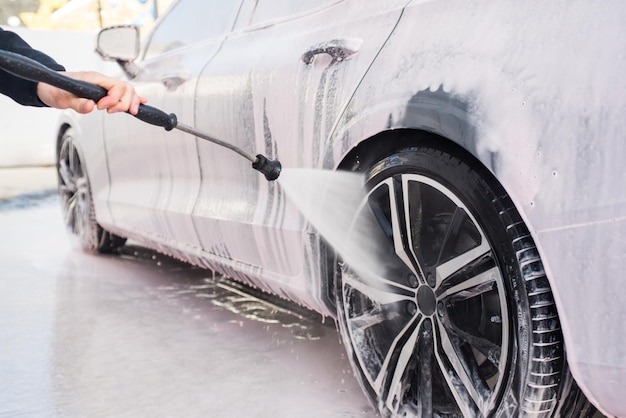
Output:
[{"xmin": 0, "ymin": 50, "xmax": 281, "ymax": 181}]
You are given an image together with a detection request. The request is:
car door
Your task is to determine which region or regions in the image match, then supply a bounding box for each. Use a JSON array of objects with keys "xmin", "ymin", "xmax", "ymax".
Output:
[
  {"xmin": 191, "ymin": 0, "xmax": 410, "ymax": 284},
  {"xmin": 103, "ymin": 0, "xmax": 242, "ymax": 249}
]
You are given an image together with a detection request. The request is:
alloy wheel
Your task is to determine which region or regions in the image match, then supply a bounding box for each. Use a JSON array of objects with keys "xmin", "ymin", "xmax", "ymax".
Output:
[
  {"xmin": 58, "ymin": 130, "xmax": 92, "ymax": 242},
  {"xmin": 340, "ymin": 173, "xmax": 510, "ymax": 416}
]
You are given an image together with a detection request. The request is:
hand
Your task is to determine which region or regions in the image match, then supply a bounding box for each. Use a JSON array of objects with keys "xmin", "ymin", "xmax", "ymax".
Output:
[{"xmin": 37, "ymin": 71, "xmax": 147, "ymax": 115}]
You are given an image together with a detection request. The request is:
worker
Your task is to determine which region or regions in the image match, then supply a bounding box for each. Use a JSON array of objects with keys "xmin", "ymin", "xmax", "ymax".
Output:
[{"xmin": 0, "ymin": 27, "xmax": 146, "ymax": 114}]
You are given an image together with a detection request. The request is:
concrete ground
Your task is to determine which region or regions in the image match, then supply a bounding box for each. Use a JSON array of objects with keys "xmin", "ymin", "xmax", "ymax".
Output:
[{"xmin": 0, "ymin": 166, "xmax": 57, "ymax": 200}]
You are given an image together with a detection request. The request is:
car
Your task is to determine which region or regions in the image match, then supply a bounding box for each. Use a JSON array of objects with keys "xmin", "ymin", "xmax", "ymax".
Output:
[{"xmin": 55, "ymin": 1, "xmax": 625, "ymax": 417}]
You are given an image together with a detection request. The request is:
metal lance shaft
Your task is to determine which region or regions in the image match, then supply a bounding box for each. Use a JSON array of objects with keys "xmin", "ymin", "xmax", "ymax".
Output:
[{"xmin": 175, "ymin": 123, "xmax": 281, "ymax": 181}]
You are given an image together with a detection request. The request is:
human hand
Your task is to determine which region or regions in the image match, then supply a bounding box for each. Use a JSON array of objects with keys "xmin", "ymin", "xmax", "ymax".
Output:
[{"xmin": 37, "ymin": 71, "xmax": 147, "ymax": 115}]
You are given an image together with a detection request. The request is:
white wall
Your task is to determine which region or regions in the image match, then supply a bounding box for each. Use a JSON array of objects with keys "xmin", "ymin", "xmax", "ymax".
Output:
[{"xmin": 0, "ymin": 27, "xmax": 117, "ymax": 167}]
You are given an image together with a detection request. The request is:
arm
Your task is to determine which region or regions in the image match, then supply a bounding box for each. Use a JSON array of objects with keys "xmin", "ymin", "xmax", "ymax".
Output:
[
  {"xmin": 0, "ymin": 27, "xmax": 64, "ymax": 107},
  {"xmin": 0, "ymin": 28, "xmax": 146, "ymax": 114}
]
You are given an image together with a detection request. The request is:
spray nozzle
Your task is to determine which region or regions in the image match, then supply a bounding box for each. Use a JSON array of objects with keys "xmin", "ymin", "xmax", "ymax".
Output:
[{"xmin": 252, "ymin": 154, "xmax": 282, "ymax": 181}]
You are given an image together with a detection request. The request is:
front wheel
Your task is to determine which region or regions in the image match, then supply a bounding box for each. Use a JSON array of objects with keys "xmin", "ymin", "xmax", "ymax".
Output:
[
  {"xmin": 335, "ymin": 144, "xmax": 592, "ymax": 417},
  {"xmin": 57, "ymin": 128, "xmax": 126, "ymax": 253}
]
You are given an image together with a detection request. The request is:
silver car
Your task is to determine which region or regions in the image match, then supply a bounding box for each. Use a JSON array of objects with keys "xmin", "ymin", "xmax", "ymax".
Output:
[{"xmin": 56, "ymin": 0, "xmax": 625, "ymax": 416}]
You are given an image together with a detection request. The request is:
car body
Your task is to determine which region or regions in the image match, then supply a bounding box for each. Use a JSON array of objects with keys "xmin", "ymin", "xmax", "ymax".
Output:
[{"xmin": 56, "ymin": 1, "xmax": 625, "ymax": 416}]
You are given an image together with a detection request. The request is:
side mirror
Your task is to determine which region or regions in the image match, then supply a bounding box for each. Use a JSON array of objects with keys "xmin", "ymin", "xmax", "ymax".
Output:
[{"xmin": 96, "ymin": 25, "xmax": 140, "ymax": 62}]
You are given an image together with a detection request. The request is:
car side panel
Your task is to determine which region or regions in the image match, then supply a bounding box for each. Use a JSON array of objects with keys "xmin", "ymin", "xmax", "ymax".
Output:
[
  {"xmin": 102, "ymin": 0, "xmax": 242, "ymax": 250},
  {"xmin": 102, "ymin": 45, "xmax": 208, "ymax": 249},
  {"xmin": 190, "ymin": 1, "xmax": 409, "ymax": 310}
]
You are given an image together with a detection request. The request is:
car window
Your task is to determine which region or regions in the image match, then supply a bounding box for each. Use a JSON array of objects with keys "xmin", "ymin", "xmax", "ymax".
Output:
[
  {"xmin": 144, "ymin": 0, "xmax": 239, "ymax": 59},
  {"xmin": 250, "ymin": 0, "xmax": 337, "ymax": 25}
]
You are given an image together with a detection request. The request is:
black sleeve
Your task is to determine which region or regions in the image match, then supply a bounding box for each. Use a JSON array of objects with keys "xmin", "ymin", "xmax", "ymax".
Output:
[{"xmin": 0, "ymin": 27, "xmax": 66, "ymax": 107}]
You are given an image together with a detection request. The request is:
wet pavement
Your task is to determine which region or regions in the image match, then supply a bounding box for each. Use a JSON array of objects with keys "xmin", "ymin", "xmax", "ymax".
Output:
[{"xmin": 0, "ymin": 178, "xmax": 375, "ymax": 417}]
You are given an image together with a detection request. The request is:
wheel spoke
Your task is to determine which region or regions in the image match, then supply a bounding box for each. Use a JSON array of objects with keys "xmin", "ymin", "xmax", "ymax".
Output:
[
  {"xmin": 437, "ymin": 265, "xmax": 498, "ymax": 302},
  {"xmin": 450, "ymin": 324, "xmax": 502, "ymax": 369},
  {"xmin": 434, "ymin": 320, "xmax": 487, "ymax": 416},
  {"xmin": 63, "ymin": 193, "xmax": 78, "ymax": 231},
  {"xmin": 348, "ymin": 310, "xmax": 386, "ymax": 330},
  {"xmin": 398, "ymin": 176, "xmax": 428, "ymax": 281},
  {"xmin": 58, "ymin": 184, "xmax": 72, "ymax": 196},
  {"xmin": 58, "ymin": 160, "xmax": 77, "ymax": 192},
  {"xmin": 372, "ymin": 314, "xmax": 422, "ymax": 392},
  {"xmin": 371, "ymin": 178, "xmax": 426, "ymax": 281},
  {"xmin": 368, "ymin": 192, "xmax": 394, "ymax": 241},
  {"xmin": 435, "ymin": 241, "xmax": 490, "ymax": 289},
  {"xmin": 68, "ymin": 140, "xmax": 79, "ymax": 177},
  {"xmin": 343, "ymin": 271, "xmax": 415, "ymax": 306},
  {"xmin": 417, "ymin": 325, "xmax": 433, "ymax": 416},
  {"xmin": 347, "ymin": 294, "xmax": 406, "ymax": 331},
  {"xmin": 434, "ymin": 207, "xmax": 467, "ymax": 263},
  {"xmin": 383, "ymin": 316, "xmax": 424, "ymax": 413}
]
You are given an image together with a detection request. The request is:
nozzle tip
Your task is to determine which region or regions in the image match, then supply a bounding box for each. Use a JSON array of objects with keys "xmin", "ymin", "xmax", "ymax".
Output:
[{"xmin": 252, "ymin": 154, "xmax": 281, "ymax": 181}]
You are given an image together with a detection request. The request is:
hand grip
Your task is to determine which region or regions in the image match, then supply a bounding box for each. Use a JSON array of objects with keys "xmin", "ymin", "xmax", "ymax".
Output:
[
  {"xmin": 132, "ymin": 103, "xmax": 177, "ymax": 131},
  {"xmin": 0, "ymin": 49, "xmax": 177, "ymax": 131}
]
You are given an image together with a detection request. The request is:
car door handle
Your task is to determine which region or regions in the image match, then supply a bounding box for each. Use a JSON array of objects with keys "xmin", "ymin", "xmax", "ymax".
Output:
[
  {"xmin": 302, "ymin": 38, "xmax": 363, "ymax": 65},
  {"xmin": 160, "ymin": 71, "xmax": 191, "ymax": 91}
]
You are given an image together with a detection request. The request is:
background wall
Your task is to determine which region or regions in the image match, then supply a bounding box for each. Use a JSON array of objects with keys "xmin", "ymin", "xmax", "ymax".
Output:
[{"xmin": 0, "ymin": 27, "xmax": 117, "ymax": 167}]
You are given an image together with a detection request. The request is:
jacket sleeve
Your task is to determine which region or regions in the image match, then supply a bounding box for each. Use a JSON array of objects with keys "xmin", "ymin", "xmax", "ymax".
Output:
[{"xmin": 0, "ymin": 27, "xmax": 66, "ymax": 107}]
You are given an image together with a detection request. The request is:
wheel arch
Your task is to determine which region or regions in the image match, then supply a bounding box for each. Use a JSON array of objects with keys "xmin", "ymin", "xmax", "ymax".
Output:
[
  {"xmin": 331, "ymin": 88, "xmax": 491, "ymax": 187},
  {"xmin": 320, "ymin": 90, "xmax": 548, "ymax": 326},
  {"xmin": 337, "ymin": 128, "xmax": 481, "ymax": 174},
  {"xmin": 320, "ymin": 89, "xmax": 502, "ymax": 313}
]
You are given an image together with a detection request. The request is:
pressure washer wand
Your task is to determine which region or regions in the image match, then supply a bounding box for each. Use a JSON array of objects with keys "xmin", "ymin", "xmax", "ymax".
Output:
[{"xmin": 0, "ymin": 50, "xmax": 281, "ymax": 181}]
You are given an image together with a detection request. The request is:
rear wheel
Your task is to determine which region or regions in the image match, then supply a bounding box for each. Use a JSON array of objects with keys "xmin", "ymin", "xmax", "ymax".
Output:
[
  {"xmin": 57, "ymin": 128, "xmax": 125, "ymax": 253},
  {"xmin": 335, "ymin": 144, "xmax": 592, "ymax": 417}
]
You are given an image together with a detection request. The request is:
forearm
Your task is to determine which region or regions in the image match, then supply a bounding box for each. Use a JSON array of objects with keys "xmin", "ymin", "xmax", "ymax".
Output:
[
  {"xmin": 0, "ymin": 27, "xmax": 65, "ymax": 107},
  {"xmin": 0, "ymin": 28, "xmax": 145, "ymax": 114}
]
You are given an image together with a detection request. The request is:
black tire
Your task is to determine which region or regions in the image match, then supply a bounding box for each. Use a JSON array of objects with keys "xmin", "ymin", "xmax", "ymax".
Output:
[
  {"xmin": 57, "ymin": 128, "xmax": 126, "ymax": 253},
  {"xmin": 335, "ymin": 144, "xmax": 593, "ymax": 417}
]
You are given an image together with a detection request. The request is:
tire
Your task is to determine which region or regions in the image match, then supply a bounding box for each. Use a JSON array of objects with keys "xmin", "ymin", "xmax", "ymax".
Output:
[
  {"xmin": 57, "ymin": 128, "xmax": 126, "ymax": 253},
  {"xmin": 335, "ymin": 144, "xmax": 593, "ymax": 417}
]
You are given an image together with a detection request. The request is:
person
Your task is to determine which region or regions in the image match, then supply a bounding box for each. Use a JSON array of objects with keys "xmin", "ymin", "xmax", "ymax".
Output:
[{"xmin": 0, "ymin": 27, "xmax": 146, "ymax": 115}]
